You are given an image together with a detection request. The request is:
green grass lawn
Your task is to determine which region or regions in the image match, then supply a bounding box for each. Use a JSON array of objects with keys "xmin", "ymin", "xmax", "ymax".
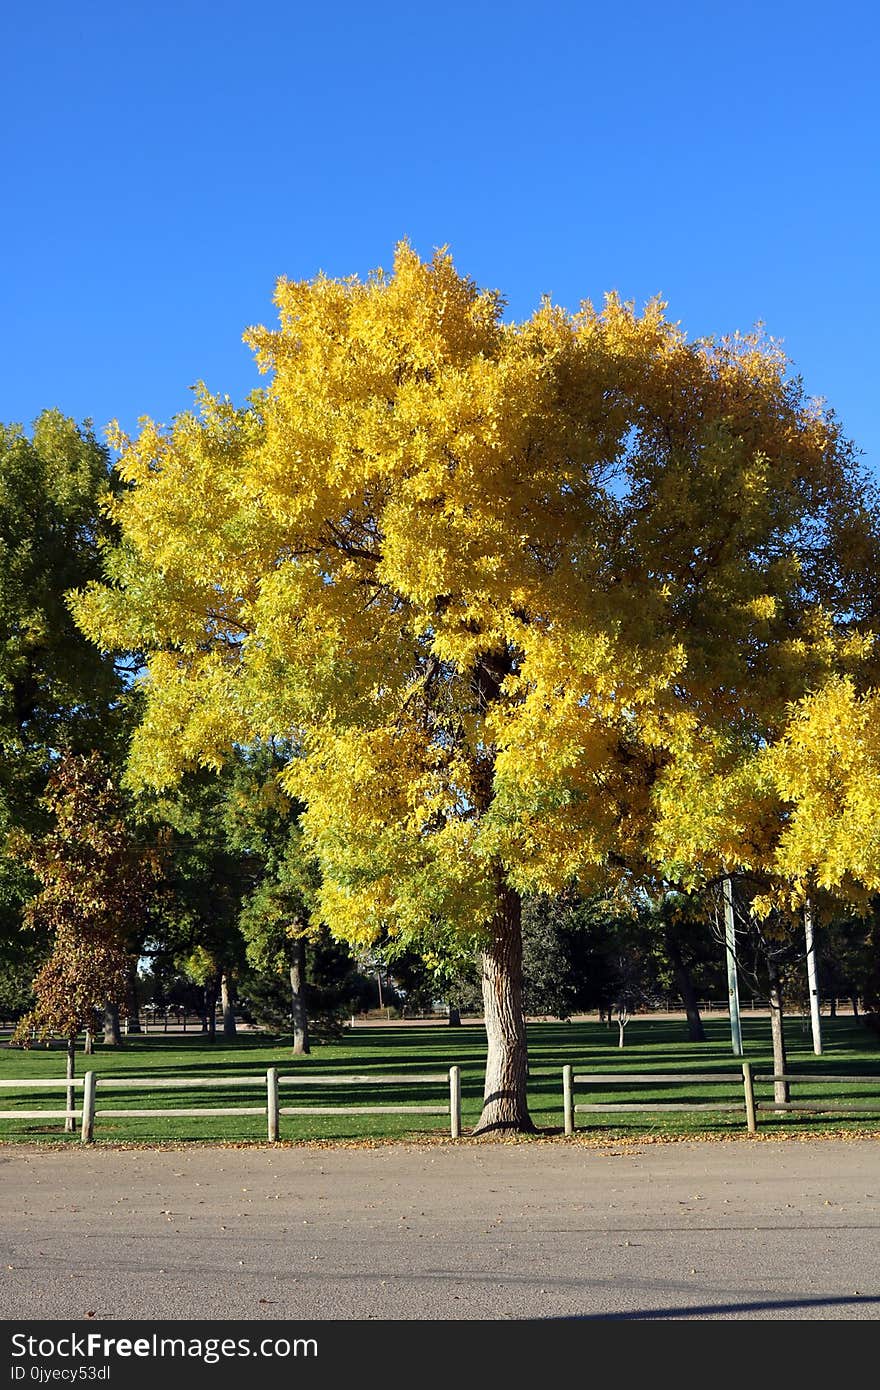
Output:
[{"xmin": 0, "ymin": 1013, "xmax": 878, "ymax": 1145}]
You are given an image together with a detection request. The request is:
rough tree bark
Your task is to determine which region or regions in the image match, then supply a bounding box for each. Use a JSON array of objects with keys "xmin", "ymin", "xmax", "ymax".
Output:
[
  {"xmin": 664, "ymin": 929, "xmax": 706, "ymax": 1042},
  {"xmin": 289, "ymin": 937, "xmax": 310, "ymax": 1055},
  {"xmin": 472, "ymin": 875, "xmax": 533, "ymax": 1134},
  {"xmin": 220, "ymin": 973, "xmax": 237, "ymax": 1039},
  {"xmin": 767, "ymin": 957, "xmax": 790, "ymax": 1106},
  {"xmin": 467, "ymin": 649, "xmax": 533, "ymax": 1134},
  {"xmin": 102, "ymin": 1003, "xmax": 122, "ymax": 1046},
  {"xmin": 447, "ymin": 1005, "xmax": 462, "ymax": 1027}
]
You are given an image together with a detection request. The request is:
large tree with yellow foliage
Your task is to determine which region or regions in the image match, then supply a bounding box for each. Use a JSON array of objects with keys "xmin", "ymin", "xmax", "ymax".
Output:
[{"xmin": 73, "ymin": 244, "xmax": 878, "ymax": 1131}]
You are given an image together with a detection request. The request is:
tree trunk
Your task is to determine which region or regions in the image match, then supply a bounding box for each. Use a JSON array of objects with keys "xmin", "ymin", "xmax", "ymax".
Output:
[
  {"xmin": 65, "ymin": 1037, "xmax": 75, "ymax": 1134},
  {"xmin": 204, "ymin": 983, "xmax": 217, "ymax": 1043},
  {"xmin": 125, "ymin": 959, "xmax": 142, "ymax": 1033},
  {"xmin": 448, "ymin": 1005, "xmax": 461, "ymax": 1027},
  {"xmin": 664, "ymin": 929, "xmax": 706, "ymax": 1042},
  {"xmin": 618, "ymin": 1019, "xmax": 626, "ymax": 1048},
  {"xmin": 767, "ymin": 958, "xmax": 789, "ymax": 1106},
  {"xmin": 220, "ymin": 973, "xmax": 237, "ymax": 1039},
  {"xmin": 829, "ymin": 996, "xmax": 837, "ymax": 1018},
  {"xmin": 289, "ymin": 937, "xmax": 310, "ymax": 1055},
  {"xmin": 851, "ymin": 996, "xmax": 860, "ymax": 1018},
  {"xmin": 83, "ymin": 1027, "xmax": 94, "ymax": 1056},
  {"xmin": 103, "ymin": 1003, "xmax": 122, "ymax": 1047},
  {"xmin": 473, "ymin": 877, "xmax": 533, "ymax": 1134}
]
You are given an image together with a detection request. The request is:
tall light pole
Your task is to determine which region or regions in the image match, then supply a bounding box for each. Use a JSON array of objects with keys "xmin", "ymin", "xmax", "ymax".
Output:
[
  {"xmin": 723, "ymin": 875, "xmax": 744, "ymax": 1056},
  {"xmin": 804, "ymin": 896, "xmax": 822, "ymax": 1055}
]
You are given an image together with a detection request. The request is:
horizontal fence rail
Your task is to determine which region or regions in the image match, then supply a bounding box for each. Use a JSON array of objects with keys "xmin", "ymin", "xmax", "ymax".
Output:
[
  {"xmin": 0, "ymin": 1078, "xmax": 85, "ymax": 1088},
  {"xmin": 563, "ymin": 1064, "xmax": 880, "ymax": 1133},
  {"xmin": 0, "ymin": 1078, "xmax": 84, "ymax": 1127},
  {"xmin": 0, "ymin": 1068, "xmax": 463, "ymax": 1143},
  {"xmin": 563, "ymin": 1064, "xmax": 759, "ymax": 1134},
  {"xmin": 752, "ymin": 1073, "xmax": 880, "ymax": 1118}
]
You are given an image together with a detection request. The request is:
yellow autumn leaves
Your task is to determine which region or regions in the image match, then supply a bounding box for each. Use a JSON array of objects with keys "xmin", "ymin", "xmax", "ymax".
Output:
[
  {"xmin": 766, "ymin": 678, "xmax": 880, "ymax": 896},
  {"xmin": 71, "ymin": 242, "xmax": 880, "ymax": 948}
]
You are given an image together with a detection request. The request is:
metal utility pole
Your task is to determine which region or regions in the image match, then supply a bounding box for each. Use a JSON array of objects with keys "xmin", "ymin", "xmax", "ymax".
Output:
[
  {"xmin": 723, "ymin": 875, "xmax": 744, "ymax": 1056},
  {"xmin": 804, "ymin": 896, "xmax": 822, "ymax": 1055}
]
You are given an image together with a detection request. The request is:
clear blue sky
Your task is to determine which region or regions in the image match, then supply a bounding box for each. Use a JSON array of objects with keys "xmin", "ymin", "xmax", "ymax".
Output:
[{"xmin": 2, "ymin": 0, "xmax": 878, "ymax": 472}]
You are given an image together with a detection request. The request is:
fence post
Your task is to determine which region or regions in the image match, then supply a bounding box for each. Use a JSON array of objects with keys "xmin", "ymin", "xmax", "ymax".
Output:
[
  {"xmin": 563, "ymin": 1064, "xmax": 574, "ymax": 1136},
  {"xmin": 80, "ymin": 1071, "xmax": 96, "ymax": 1145},
  {"xmin": 449, "ymin": 1066, "xmax": 461, "ymax": 1139},
  {"xmin": 267, "ymin": 1067, "xmax": 279, "ymax": 1143},
  {"xmin": 742, "ymin": 1060, "xmax": 757, "ymax": 1134}
]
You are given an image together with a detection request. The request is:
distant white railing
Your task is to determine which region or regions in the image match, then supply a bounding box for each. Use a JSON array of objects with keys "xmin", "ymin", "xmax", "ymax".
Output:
[{"xmin": 0, "ymin": 1068, "xmax": 463, "ymax": 1143}]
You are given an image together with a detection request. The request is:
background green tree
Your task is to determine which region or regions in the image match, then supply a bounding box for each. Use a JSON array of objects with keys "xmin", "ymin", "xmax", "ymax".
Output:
[{"xmin": 0, "ymin": 411, "xmax": 135, "ymax": 1020}]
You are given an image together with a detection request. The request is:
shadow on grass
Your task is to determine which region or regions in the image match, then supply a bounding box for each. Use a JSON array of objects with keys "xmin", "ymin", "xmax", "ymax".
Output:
[{"xmin": 1, "ymin": 1014, "xmax": 877, "ymax": 1146}]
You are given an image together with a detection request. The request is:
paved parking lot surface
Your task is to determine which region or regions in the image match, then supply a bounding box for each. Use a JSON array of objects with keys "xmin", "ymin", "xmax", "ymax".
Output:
[{"xmin": 2, "ymin": 1137, "xmax": 879, "ymax": 1320}]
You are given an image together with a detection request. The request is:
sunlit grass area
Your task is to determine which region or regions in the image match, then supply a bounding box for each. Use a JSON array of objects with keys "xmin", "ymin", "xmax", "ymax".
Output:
[{"xmin": 0, "ymin": 1014, "xmax": 878, "ymax": 1144}]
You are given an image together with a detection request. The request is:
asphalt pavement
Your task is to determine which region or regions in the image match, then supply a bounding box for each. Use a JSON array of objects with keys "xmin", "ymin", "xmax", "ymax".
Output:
[{"xmin": 2, "ymin": 1136, "xmax": 879, "ymax": 1320}]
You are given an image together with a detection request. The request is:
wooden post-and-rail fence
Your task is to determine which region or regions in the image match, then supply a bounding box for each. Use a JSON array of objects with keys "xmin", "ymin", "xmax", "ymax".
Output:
[
  {"xmin": 561, "ymin": 1063, "xmax": 880, "ymax": 1134},
  {"xmin": 562, "ymin": 1065, "xmax": 759, "ymax": 1135},
  {"xmin": 5, "ymin": 1065, "xmax": 879, "ymax": 1141},
  {"xmin": 0, "ymin": 1067, "xmax": 463, "ymax": 1143}
]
